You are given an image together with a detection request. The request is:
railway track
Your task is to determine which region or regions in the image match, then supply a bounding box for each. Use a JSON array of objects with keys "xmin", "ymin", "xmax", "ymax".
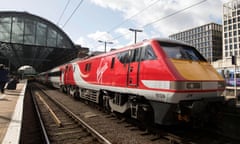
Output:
[
  {"xmin": 32, "ymin": 83, "xmax": 239, "ymax": 144},
  {"xmin": 30, "ymin": 85, "xmax": 111, "ymax": 144}
]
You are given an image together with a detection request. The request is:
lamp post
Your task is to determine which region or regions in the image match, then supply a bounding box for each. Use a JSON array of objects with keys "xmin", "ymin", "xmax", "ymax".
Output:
[
  {"xmin": 129, "ymin": 28, "xmax": 143, "ymax": 44},
  {"xmin": 232, "ymin": 55, "xmax": 238, "ymax": 105},
  {"xmin": 98, "ymin": 40, "xmax": 113, "ymax": 53}
]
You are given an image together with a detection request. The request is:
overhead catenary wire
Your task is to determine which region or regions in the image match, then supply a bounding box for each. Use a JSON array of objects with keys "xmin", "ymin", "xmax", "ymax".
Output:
[
  {"xmin": 57, "ymin": 0, "xmax": 71, "ymax": 25},
  {"xmin": 143, "ymin": 0, "xmax": 207, "ymax": 28},
  {"xmin": 94, "ymin": 0, "xmax": 161, "ymax": 47},
  {"xmin": 62, "ymin": 0, "xmax": 84, "ymax": 28},
  {"xmin": 105, "ymin": 0, "xmax": 162, "ymax": 34},
  {"xmin": 110, "ymin": 0, "xmax": 207, "ymax": 42}
]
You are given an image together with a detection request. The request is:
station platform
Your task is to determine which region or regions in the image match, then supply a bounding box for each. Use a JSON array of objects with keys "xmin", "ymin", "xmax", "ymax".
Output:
[{"xmin": 0, "ymin": 80, "xmax": 27, "ymax": 144}]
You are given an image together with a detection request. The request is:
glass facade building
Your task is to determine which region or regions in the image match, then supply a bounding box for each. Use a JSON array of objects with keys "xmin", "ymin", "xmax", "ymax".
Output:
[
  {"xmin": 169, "ymin": 23, "xmax": 222, "ymax": 62},
  {"xmin": 223, "ymin": 0, "xmax": 240, "ymax": 59}
]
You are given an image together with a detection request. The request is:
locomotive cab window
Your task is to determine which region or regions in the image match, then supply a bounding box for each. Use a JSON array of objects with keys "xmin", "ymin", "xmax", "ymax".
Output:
[
  {"xmin": 117, "ymin": 51, "xmax": 130, "ymax": 64},
  {"xmin": 140, "ymin": 45, "xmax": 156, "ymax": 61},
  {"xmin": 160, "ymin": 42, "xmax": 207, "ymax": 62},
  {"xmin": 129, "ymin": 48, "xmax": 141, "ymax": 63}
]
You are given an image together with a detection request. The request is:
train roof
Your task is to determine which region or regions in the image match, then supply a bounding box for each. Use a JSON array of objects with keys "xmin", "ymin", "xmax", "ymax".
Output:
[
  {"xmin": 82, "ymin": 38, "xmax": 192, "ymax": 60},
  {"xmin": 40, "ymin": 38, "xmax": 196, "ymax": 73},
  {"xmin": 152, "ymin": 38, "xmax": 192, "ymax": 47}
]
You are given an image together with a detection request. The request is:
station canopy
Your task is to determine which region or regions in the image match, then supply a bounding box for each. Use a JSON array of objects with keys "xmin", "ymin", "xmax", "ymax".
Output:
[{"xmin": 0, "ymin": 11, "xmax": 82, "ymax": 73}]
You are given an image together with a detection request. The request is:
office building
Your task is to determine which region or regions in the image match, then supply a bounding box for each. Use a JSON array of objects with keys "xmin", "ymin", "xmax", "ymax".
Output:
[
  {"xmin": 223, "ymin": 0, "xmax": 240, "ymax": 59},
  {"xmin": 169, "ymin": 23, "xmax": 222, "ymax": 62}
]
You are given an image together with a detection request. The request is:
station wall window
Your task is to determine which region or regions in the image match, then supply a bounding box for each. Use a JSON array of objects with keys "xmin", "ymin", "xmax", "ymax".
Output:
[
  {"xmin": 24, "ymin": 19, "xmax": 36, "ymax": 45},
  {"xmin": 12, "ymin": 17, "xmax": 24, "ymax": 43}
]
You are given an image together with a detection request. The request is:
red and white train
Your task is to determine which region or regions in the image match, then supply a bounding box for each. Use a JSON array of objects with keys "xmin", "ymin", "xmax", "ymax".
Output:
[{"xmin": 38, "ymin": 38, "xmax": 225, "ymax": 125}]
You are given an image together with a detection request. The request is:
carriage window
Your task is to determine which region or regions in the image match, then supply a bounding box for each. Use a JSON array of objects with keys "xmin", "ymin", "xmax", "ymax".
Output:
[
  {"xmin": 48, "ymin": 71, "xmax": 61, "ymax": 76},
  {"xmin": 85, "ymin": 63, "xmax": 91, "ymax": 72},
  {"xmin": 117, "ymin": 51, "xmax": 130, "ymax": 64},
  {"xmin": 140, "ymin": 45, "xmax": 156, "ymax": 61},
  {"xmin": 85, "ymin": 64, "xmax": 87, "ymax": 71},
  {"xmin": 160, "ymin": 42, "xmax": 206, "ymax": 61},
  {"xmin": 111, "ymin": 57, "xmax": 115, "ymax": 68}
]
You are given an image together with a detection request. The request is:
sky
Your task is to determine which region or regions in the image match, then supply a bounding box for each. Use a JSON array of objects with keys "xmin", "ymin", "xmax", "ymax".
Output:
[{"xmin": 1, "ymin": 0, "xmax": 230, "ymax": 52}]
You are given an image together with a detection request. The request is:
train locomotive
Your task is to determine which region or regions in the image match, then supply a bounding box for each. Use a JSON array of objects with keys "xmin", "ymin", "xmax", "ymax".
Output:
[{"xmin": 38, "ymin": 38, "xmax": 225, "ymax": 125}]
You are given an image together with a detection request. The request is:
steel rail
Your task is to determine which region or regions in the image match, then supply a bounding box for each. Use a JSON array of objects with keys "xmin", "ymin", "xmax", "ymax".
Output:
[
  {"xmin": 35, "ymin": 92, "xmax": 62, "ymax": 127},
  {"xmin": 30, "ymin": 87, "xmax": 50, "ymax": 144},
  {"xmin": 39, "ymin": 88, "xmax": 112, "ymax": 144}
]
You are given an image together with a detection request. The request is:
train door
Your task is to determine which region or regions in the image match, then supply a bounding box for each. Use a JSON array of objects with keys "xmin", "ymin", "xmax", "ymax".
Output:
[
  {"xmin": 45, "ymin": 73, "xmax": 49, "ymax": 84},
  {"xmin": 59, "ymin": 67, "xmax": 65, "ymax": 85},
  {"xmin": 64, "ymin": 64, "xmax": 73, "ymax": 84},
  {"xmin": 127, "ymin": 48, "xmax": 141, "ymax": 87},
  {"xmin": 64, "ymin": 65, "xmax": 68, "ymax": 84}
]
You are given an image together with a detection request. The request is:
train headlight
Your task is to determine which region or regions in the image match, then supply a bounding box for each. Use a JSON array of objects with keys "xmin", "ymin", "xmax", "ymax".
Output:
[
  {"xmin": 186, "ymin": 82, "xmax": 201, "ymax": 89},
  {"xmin": 170, "ymin": 82, "xmax": 201, "ymax": 90}
]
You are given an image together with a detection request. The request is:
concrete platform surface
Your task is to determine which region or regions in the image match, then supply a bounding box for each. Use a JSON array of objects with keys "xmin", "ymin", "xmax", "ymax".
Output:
[{"xmin": 0, "ymin": 80, "xmax": 27, "ymax": 144}]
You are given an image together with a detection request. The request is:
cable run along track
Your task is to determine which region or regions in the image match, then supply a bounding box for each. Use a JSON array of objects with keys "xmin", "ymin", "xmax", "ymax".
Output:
[{"xmin": 30, "ymin": 84, "xmax": 111, "ymax": 144}]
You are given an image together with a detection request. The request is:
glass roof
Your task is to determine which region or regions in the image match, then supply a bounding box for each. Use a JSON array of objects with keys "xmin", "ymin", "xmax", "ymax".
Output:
[
  {"xmin": 0, "ymin": 14, "xmax": 72, "ymax": 48},
  {"xmin": 0, "ymin": 11, "xmax": 78, "ymax": 72}
]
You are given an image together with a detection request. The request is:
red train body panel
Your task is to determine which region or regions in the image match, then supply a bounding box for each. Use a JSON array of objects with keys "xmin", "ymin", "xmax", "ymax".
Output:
[{"xmin": 38, "ymin": 38, "xmax": 225, "ymax": 125}]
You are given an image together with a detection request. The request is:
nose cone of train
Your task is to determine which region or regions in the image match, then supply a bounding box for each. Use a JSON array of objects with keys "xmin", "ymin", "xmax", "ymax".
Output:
[{"xmin": 170, "ymin": 59, "xmax": 224, "ymax": 81}]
